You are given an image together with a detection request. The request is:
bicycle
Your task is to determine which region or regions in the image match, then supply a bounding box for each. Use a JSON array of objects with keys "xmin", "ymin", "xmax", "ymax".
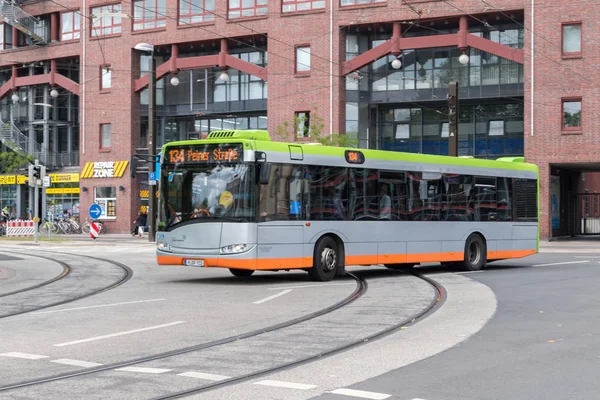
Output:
[{"xmin": 81, "ymin": 218, "xmax": 106, "ymax": 235}]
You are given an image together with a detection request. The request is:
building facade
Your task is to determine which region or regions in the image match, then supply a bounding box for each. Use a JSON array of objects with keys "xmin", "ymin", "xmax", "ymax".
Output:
[{"xmin": 0, "ymin": 0, "xmax": 598, "ymax": 238}]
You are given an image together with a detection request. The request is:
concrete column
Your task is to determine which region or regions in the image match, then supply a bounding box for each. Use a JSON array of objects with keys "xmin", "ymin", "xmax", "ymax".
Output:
[
  {"xmin": 16, "ymin": 184, "xmax": 23, "ymax": 219},
  {"xmin": 50, "ymin": 13, "xmax": 59, "ymax": 42},
  {"xmin": 12, "ymin": 26, "xmax": 18, "ymax": 48},
  {"xmin": 43, "ymin": 66, "xmax": 50, "ymax": 165},
  {"xmin": 27, "ymin": 68, "xmax": 35, "ymax": 155},
  {"xmin": 67, "ymin": 93, "xmax": 73, "ymax": 156}
]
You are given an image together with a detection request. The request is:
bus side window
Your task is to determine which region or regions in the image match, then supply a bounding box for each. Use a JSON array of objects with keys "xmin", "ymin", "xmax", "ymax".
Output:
[
  {"xmin": 497, "ymin": 178, "xmax": 512, "ymax": 221},
  {"xmin": 259, "ymin": 164, "xmax": 304, "ymax": 221}
]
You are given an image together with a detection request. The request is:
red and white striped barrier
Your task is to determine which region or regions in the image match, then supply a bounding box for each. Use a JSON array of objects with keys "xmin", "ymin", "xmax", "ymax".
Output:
[
  {"xmin": 89, "ymin": 222, "xmax": 99, "ymax": 240},
  {"xmin": 6, "ymin": 221, "xmax": 35, "ymax": 237}
]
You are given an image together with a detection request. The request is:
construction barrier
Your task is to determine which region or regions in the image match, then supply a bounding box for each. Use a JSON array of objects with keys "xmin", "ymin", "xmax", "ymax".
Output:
[{"xmin": 6, "ymin": 220, "xmax": 35, "ymax": 237}]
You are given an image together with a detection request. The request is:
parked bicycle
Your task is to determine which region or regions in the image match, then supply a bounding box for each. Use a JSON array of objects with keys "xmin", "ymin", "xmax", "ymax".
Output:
[{"xmin": 81, "ymin": 218, "xmax": 106, "ymax": 235}]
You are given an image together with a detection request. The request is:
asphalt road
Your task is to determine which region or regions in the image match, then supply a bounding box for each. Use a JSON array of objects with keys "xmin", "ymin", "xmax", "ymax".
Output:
[
  {"xmin": 1, "ymin": 241, "xmax": 598, "ymax": 400},
  {"xmin": 313, "ymin": 252, "xmax": 600, "ymax": 400}
]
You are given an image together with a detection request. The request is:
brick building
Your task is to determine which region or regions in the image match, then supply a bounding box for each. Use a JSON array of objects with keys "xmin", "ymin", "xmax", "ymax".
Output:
[{"xmin": 1, "ymin": 0, "xmax": 599, "ymax": 238}]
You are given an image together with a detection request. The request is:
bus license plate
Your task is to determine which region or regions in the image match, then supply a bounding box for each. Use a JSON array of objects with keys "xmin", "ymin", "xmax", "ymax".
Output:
[{"xmin": 184, "ymin": 259, "xmax": 205, "ymax": 267}]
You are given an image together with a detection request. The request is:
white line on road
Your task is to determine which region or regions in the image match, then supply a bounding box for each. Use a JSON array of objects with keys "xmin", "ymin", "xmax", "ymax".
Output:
[
  {"xmin": 116, "ymin": 367, "xmax": 171, "ymax": 374},
  {"xmin": 177, "ymin": 372, "xmax": 231, "ymax": 381},
  {"xmin": 533, "ymin": 260, "xmax": 590, "ymax": 267},
  {"xmin": 51, "ymin": 359, "xmax": 102, "ymax": 368},
  {"xmin": 0, "ymin": 352, "xmax": 49, "ymax": 360},
  {"xmin": 252, "ymin": 289, "xmax": 292, "ymax": 304},
  {"xmin": 53, "ymin": 321, "xmax": 185, "ymax": 347},
  {"xmin": 328, "ymin": 388, "xmax": 391, "ymax": 399},
  {"xmin": 268, "ymin": 282, "xmax": 355, "ymax": 290},
  {"xmin": 33, "ymin": 299, "xmax": 166, "ymax": 314},
  {"xmin": 253, "ymin": 380, "xmax": 316, "ymax": 390}
]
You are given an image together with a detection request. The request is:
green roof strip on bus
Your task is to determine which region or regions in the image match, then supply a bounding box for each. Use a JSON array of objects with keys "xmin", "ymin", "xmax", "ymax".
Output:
[
  {"xmin": 206, "ymin": 130, "xmax": 271, "ymax": 141},
  {"xmin": 162, "ymin": 130, "xmax": 538, "ymax": 173}
]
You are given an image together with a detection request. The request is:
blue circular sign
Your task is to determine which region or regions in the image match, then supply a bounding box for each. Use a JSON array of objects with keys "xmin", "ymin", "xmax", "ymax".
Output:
[{"xmin": 89, "ymin": 203, "xmax": 102, "ymax": 219}]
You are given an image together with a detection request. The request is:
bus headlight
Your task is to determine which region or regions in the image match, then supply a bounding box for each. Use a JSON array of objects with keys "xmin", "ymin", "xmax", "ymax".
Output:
[
  {"xmin": 220, "ymin": 244, "xmax": 253, "ymax": 254},
  {"xmin": 157, "ymin": 242, "xmax": 172, "ymax": 252}
]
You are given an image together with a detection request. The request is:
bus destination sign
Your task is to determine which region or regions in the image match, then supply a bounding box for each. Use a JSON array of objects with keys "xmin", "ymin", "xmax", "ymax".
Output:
[
  {"xmin": 166, "ymin": 144, "xmax": 244, "ymax": 164},
  {"xmin": 345, "ymin": 150, "xmax": 365, "ymax": 164}
]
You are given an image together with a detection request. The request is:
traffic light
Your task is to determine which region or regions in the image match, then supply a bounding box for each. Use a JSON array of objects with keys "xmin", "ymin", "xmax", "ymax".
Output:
[
  {"xmin": 28, "ymin": 164, "xmax": 46, "ymax": 187},
  {"xmin": 447, "ymin": 81, "xmax": 459, "ymax": 157}
]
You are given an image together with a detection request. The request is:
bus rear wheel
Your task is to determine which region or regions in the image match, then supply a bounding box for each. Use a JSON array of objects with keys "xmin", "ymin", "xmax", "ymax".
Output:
[
  {"xmin": 384, "ymin": 263, "xmax": 415, "ymax": 270},
  {"xmin": 461, "ymin": 234, "xmax": 486, "ymax": 271},
  {"xmin": 309, "ymin": 236, "xmax": 338, "ymax": 282},
  {"xmin": 229, "ymin": 268, "xmax": 255, "ymax": 277}
]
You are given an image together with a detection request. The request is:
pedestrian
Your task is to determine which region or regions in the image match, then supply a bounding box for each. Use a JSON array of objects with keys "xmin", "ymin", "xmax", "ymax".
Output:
[{"xmin": 134, "ymin": 211, "xmax": 147, "ymax": 238}]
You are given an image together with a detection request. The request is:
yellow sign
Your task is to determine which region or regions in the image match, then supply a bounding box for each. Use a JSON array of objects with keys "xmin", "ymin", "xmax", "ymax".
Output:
[
  {"xmin": 219, "ymin": 191, "xmax": 233, "ymax": 208},
  {"xmin": 139, "ymin": 190, "xmax": 159, "ymax": 198},
  {"xmin": 16, "ymin": 175, "xmax": 28, "ymax": 184},
  {"xmin": 0, "ymin": 176, "xmax": 16, "ymax": 185},
  {"xmin": 50, "ymin": 173, "xmax": 79, "ymax": 183},
  {"xmin": 46, "ymin": 188, "xmax": 81, "ymax": 195},
  {"xmin": 81, "ymin": 161, "xmax": 129, "ymax": 179}
]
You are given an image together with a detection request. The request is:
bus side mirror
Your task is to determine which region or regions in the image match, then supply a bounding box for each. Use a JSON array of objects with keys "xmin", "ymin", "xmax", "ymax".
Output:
[{"xmin": 259, "ymin": 163, "xmax": 272, "ymax": 185}]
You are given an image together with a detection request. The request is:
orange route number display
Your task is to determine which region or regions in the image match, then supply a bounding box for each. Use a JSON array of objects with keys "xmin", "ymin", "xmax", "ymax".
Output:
[{"xmin": 166, "ymin": 144, "xmax": 244, "ymax": 164}]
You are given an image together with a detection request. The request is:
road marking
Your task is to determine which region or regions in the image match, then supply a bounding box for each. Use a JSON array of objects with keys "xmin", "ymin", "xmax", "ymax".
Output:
[
  {"xmin": 252, "ymin": 289, "xmax": 292, "ymax": 304},
  {"xmin": 33, "ymin": 299, "xmax": 166, "ymax": 314},
  {"xmin": 116, "ymin": 367, "xmax": 171, "ymax": 374},
  {"xmin": 457, "ymin": 270, "xmax": 485, "ymax": 274},
  {"xmin": 329, "ymin": 388, "xmax": 391, "ymax": 399},
  {"xmin": 254, "ymin": 380, "xmax": 316, "ymax": 390},
  {"xmin": 51, "ymin": 359, "xmax": 102, "ymax": 368},
  {"xmin": 53, "ymin": 321, "xmax": 185, "ymax": 347},
  {"xmin": 177, "ymin": 372, "xmax": 231, "ymax": 381},
  {"xmin": 533, "ymin": 260, "xmax": 590, "ymax": 267},
  {"xmin": 268, "ymin": 282, "xmax": 355, "ymax": 290},
  {"xmin": 0, "ymin": 352, "xmax": 49, "ymax": 360}
]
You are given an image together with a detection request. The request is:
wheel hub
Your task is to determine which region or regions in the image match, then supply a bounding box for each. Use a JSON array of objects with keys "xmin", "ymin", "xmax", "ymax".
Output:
[{"xmin": 321, "ymin": 247, "xmax": 337, "ymax": 271}]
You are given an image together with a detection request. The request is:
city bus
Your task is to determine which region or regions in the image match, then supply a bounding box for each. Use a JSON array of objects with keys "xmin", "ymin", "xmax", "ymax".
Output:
[{"xmin": 156, "ymin": 130, "xmax": 539, "ymax": 281}]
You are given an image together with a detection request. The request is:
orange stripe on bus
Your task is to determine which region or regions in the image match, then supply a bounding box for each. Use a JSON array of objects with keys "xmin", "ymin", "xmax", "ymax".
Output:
[{"xmin": 157, "ymin": 249, "xmax": 537, "ymax": 270}]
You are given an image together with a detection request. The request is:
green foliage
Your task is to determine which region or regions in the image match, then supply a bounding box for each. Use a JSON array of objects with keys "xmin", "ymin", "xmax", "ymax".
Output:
[
  {"xmin": 0, "ymin": 151, "xmax": 31, "ymax": 174},
  {"xmin": 274, "ymin": 106, "xmax": 358, "ymax": 148}
]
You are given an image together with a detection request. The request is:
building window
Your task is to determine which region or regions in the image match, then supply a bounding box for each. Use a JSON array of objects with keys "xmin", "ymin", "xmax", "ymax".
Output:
[
  {"xmin": 212, "ymin": 51, "xmax": 268, "ymax": 102},
  {"xmin": 562, "ymin": 99, "xmax": 581, "ymax": 130},
  {"xmin": 562, "ymin": 23, "xmax": 581, "ymax": 56},
  {"xmin": 295, "ymin": 46, "xmax": 310, "ymax": 74},
  {"xmin": 340, "ymin": 0, "xmax": 385, "ymax": 6},
  {"xmin": 227, "ymin": 0, "xmax": 268, "ymax": 19},
  {"xmin": 295, "ymin": 111, "xmax": 310, "ymax": 137},
  {"xmin": 61, "ymin": 11, "xmax": 81, "ymax": 41},
  {"xmin": 94, "ymin": 187, "xmax": 116, "ymax": 219},
  {"xmin": 282, "ymin": 0, "xmax": 325, "ymax": 13},
  {"xmin": 100, "ymin": 66, "xmax": 112, "ymax": 90},
  {"xmin": 0, "ymin": 23, "xmax": 8, "ymax": 50},
  {"xmin": 101, "ymin": 124, "xmax": 111, "ymax": 148},
  {"xmin": 179, "ymin": 0, "xmax": 215, "ymax": 24},
  {"xmin": 133, "ymin": 0, "xmax": 167, "ymax": 31},
  {"xmin": 91, "ymin": 4, "xmax": 122, "ymax": 37}
]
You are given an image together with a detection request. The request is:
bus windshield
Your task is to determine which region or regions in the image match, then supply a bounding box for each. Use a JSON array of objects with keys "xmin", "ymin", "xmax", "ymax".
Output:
[{"xmin": 159, "ymin": 163, "xmax": 255, "ymax": 230}]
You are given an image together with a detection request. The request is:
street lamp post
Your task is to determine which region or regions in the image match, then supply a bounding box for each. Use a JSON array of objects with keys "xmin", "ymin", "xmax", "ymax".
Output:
[{"xmin": 134, "ymin": 42, "xmax": 157, "ymax": 242}]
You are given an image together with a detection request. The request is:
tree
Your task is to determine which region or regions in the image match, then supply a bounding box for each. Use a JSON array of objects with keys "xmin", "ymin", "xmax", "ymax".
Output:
[
  {"xmin": 0, "ymin": 151, "xmax": 32, "ymax": 174},
  {"xmin": 275, "ymin": 105, "xmax": 358, "ymax": 148}
]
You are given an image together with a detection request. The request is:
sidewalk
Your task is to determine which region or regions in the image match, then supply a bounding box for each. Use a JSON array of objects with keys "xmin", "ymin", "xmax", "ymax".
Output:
[{"xmin": 0, "ymin": 233, "xmax": 157, "ymax": 247}]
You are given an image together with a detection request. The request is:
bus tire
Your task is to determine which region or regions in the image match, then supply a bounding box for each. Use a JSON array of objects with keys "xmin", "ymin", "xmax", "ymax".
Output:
[
  {"xmin": 384, "ymin": 263, "xmax": 415, "ymax": 270},
  {"xmin": 229, "ymin": 268, "xmax": 255, "ymax": 277},
  {"xmin": 309, "ymin": 236, "xmax": 338, "ymax": 282},
  {"xmin": 462, "ymin": 234, "xmax": 486, "ymax": 271}
]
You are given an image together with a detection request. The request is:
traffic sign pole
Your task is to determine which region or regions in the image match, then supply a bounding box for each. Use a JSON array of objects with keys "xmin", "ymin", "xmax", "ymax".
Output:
[{"xmin": 33, "ymin": 159, "xmax": 39, "ymax": 244}]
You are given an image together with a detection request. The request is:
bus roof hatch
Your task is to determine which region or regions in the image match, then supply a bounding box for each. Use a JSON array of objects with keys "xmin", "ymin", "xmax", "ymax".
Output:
[{"xmin": 206, "ymin": 130, "xmax": 271, "ymax": 141}]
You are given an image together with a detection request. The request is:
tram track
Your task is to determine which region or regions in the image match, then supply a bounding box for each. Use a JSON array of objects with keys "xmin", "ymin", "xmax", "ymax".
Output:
[
  {"xmin": 0, "ymin": 250, "xmax": 133, "ymax": 319},
  {"xmin": 0, "ymin": 269, "xmax": 443, "ymax": 399}
]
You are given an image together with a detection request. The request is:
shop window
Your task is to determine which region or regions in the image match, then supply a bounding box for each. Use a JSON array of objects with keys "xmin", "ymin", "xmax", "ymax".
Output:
[
  {"xmin": 94, "ymin": 187, "xmax": 117, "ymax": 219},
  {"xmin": 282, "ymin": 0, "xmax": 325, "ymax": 13},
  {"xmin": 133, "ymin": 0, "xmax": 167, "ymax": 31},
  {"xmin": 179, "ymin": 0, "xmax": 215, "ymax": 24},
  {"xmin": 101, "ymin": 124, "xmax": 111, "ymax": 148},
  {"xmin": 295, "ymin": 45, "xmax": 310, "ymax": 74},
  {"xmin": 91, "ymin": 4, "xmax": 122, "ymax": 37},
  {"xmin": 295, "ymin": 111, "xmax": 310, "ymax": 137},
  {"xmin": 489, "ymin": 120, "xmax": 504, "ymax": 136},
  {"xmin": 100, "ymin": 66, "xmax": 111, "ymax": 90},
  {"xmin": 340, "ymin": 0, "xmax": 385, "ymax": 5},
  {"xmin": 562, "ymin": 23, "xmax": 581, "ymax": 57},
  {"xmin": 562, "ymin": 99, "xmax": 581, "ymax": 131},
  {"xmin": 61, "ymin": 11, "xmax": 81, "ymax": 41},
  {"xmin": 227, "ymin": 0, "xmax": 268, "ymax": 19}
]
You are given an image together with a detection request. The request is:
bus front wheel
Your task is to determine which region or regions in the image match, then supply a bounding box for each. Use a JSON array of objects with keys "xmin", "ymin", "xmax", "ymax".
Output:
[
  {"xmin": 229, "ymin": 268, "xmax": 255, "ymax": 277},
  {"xmin": 309, "ymin": 236, "xmax": 338, "ymax": 282},
  {"xmin": 462, "ymin": 234, "xmax": 486, "ymax": 271}
]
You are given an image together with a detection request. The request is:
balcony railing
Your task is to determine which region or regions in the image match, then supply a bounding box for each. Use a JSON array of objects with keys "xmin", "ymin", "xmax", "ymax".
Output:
[{"xmin": 0, "ymin": 0, "xmax": 46, "ymax": 44}]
